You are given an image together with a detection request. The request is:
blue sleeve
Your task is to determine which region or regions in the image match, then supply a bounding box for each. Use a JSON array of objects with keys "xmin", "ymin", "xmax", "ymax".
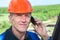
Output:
[
  {"xmin": 0, "ymin": 33, "xmax": 5, "ymax": 40},
  {"xmin": 49, "ymin": 37, "xmax": 52, "ymax": 40},
  {"xmin": 27, "ymin": 31, "xmax": 40, "ymax": 40}
]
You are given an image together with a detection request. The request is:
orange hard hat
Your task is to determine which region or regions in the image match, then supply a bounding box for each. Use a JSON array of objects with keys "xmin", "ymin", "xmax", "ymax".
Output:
[{"xmin": 8, "ymin": 0, "xmax": 32, "ymax": 13}]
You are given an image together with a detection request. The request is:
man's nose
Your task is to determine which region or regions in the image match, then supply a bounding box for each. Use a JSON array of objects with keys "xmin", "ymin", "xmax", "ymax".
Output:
[{"xmin": 21, "ymin": 15, "xmax": 26, "ymax": 22}]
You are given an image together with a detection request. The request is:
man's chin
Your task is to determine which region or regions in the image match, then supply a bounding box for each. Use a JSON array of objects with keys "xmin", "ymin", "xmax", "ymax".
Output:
[
  {"xmin": 18, "ymin": 30, "xmax": 27, "ymax": 33},
  {"xmin": 17, "ymin": 29, "xmax": 27, "ymax": 33}
]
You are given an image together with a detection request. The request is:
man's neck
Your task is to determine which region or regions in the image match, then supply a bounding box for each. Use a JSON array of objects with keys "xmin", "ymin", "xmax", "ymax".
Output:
[{"xmin": 12, "ymin": 27, "xmax": 26, "ymax": 40}]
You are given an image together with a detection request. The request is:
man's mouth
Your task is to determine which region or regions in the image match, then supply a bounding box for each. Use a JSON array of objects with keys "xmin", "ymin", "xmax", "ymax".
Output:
[{"xmin": 19, "ymin": 24, "xmax": 27, "ymax": 26}]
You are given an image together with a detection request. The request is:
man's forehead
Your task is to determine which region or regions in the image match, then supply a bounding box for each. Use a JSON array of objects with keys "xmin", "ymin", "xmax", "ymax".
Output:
[{"xmin": 10, "ymin": 13, "xmax": 31, "ymax": 15}]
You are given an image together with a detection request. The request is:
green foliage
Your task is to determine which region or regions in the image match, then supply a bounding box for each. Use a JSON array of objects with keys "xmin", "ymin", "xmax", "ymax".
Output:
[
  {"xmin": 0, "ymin": 7, "xmax": 8, "ymax": 14},
  {"xmin": 0, "ymin": 21, "xmax": 10, "ymax": 28},
  {"xmin": 0, "ymin": 21, "xmax": 10, "ymax": 33},
  {"xmin": 32, "ymin": 4, "xmax": 60, "ymax": 21}
]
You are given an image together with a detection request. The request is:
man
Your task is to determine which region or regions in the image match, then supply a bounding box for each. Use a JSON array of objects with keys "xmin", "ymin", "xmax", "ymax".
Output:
[{"xmin": 0, "ymin": 0, "xmax": 52, "ymax": 40}]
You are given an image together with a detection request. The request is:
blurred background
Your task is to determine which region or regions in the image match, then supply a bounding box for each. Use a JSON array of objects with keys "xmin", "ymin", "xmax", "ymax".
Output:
[{"xmin": 0, "ymin": 0, "xmax": 60, "ymax": 36}]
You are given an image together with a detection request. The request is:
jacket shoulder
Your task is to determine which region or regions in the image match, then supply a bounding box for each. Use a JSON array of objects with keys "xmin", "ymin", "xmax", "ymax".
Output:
[
  {"xmin": 27, "ymin": 31, "xmax": 52, "ymax": 40},
  {"xmin": 27, "ymin": 31, "xmax": 40, "ymax": 40},
  {"xmin": 0, "ymin": 33, "xmax": 5, "ymax": 40}
]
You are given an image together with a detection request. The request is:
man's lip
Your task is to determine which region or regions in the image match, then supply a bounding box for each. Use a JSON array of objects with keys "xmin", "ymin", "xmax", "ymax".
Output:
[{"xmin": 19, "ymin": 24, "xmax": 27, "ymax": 25}]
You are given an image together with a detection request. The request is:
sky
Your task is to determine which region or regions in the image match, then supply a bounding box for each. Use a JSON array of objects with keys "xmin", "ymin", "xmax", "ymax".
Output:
[{"xmin": 0, "ymin": 0, "xmax": 60, "ymax": 7}]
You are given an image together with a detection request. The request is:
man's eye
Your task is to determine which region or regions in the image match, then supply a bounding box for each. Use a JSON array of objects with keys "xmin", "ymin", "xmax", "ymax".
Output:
[
  {"xmin": 25, "ymin": 15, "xmax": 30, "ymax": 17},
  {"xmin": 17, "ymin": 14, "xmax": 21, "ymax": 16}
]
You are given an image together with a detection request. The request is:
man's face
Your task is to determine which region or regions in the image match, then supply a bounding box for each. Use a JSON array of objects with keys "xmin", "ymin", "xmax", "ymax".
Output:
[{"xmin": 9, "ymin": 13, "xmax": 31, "ymax": 32}]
